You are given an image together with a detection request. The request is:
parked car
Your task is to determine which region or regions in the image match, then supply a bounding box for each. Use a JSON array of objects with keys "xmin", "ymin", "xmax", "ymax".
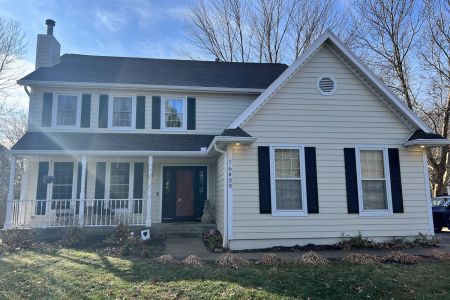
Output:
[{"xmin": 432, "ymin": 197, "xmax": 450, "ymax": 233}]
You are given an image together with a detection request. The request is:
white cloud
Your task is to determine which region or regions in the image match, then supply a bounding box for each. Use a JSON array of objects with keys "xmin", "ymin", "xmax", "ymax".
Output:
[{"xmin": 94, "ymin": 10, "xmax": 127, "ymax": 32}]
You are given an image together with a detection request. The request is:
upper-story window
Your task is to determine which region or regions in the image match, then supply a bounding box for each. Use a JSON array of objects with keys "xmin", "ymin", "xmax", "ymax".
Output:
[
  {"xmin": 110, "ymin": 96, "xmax": 135, "ymax": 129},
  {"xmin": 54, "ymin": 94, "xmax": 80, "ymax": 127},
  {"xmin": 162, "ymin": 97, "xmax": 187, "ymax": 130}
]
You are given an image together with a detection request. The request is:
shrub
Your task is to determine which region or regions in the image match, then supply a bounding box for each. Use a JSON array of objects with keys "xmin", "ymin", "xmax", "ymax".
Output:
[
  {"xmin": 216, "ymin": 253, "xmax": 250, "ymax": 268},
  {"xmin": 413, "ymin": 233, "xmax": 439, "ymax": 247},
  {"xmin": 337, "ymin": 233, "xmax": 375, "ymax": 250},
  {"xmin": 182, "ymin": 255, "xmax": 203, "ymax": 267},
  {"xmin": 382, "ymin": 251, "xmax": 423, "ymax": 264},
  {"xmin": 58, "ymin": 227, "xmax": 85, "ymax": 247},
  {"xmin": 2, "ymin": 229, "xmax": 37, "ymax": 250},
  {"xmin": 202, "ymin": 229, "xmax": 223, "ymax": 252},
  {"xmin": 342, "ymin": 253, "xmax": 381, "ymax": 265},
  {"xmin": 257, "ymin": 253, "xmax": 284, "ymax": 265},
  {"xmin": 296, "ymin": 251, "xmax": 328, "ymax": 265},
  {"xmin": 103, "ymin": 224, "xmax": 144, "ymax": 257}
]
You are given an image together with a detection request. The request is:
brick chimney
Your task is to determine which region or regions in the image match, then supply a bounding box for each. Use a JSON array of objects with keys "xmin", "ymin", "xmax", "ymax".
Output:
[{"xmin": 35, "ymin": 19, "xmax": 60, "ymax": 69}]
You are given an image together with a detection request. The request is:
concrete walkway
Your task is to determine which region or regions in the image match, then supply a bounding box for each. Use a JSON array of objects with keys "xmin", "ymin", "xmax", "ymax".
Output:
[{"xmin": 164, "ymin": 232, "xmax": 450, "ymax": 261}]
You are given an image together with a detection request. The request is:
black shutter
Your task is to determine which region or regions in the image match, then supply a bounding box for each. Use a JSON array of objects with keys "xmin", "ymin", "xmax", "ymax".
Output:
[
  {"xmin": 187, "ymin": 97, "xmax": 196, "ymax": 130},
  {"xmin": 344, "ymin": 148, "xmax": 359, "ymax": 213},
  {"xmin": 258, "ymin": 146, "xmax": 272, "ymax": 214},
  {"xmin": 388, "ymin": 148, "xmax": 404, "ymax": 213},
  {"xmin": 36, "ymin": 162, "xmax": 49, "ymax": 215},
  {"xmin": 41, "ymin": 93, "xmax": 53, "ymax": 127},
  {"xmin": 152, "ymin": 96, "xmax": 161, "ymax": 129},
  {"xmin": 98, "ymin": 95, "xmax": 109, "ymax": 128},
  {"xmin": 133, "ymin": 162, "xmax": 144, "ymax": 213},
  {"xmin": 80, "ymin": 94, "xmax": 91, "ymax": 128},
  {"xmin": 136, "ymin": 96, "xmax": 146, "ymax": 129},
  {"xmin": 94, "ymin": 162, "xmax": 106, "ymax": 199},
  {"xmin": 305, "ymin": 147, "xmax": 319, "ymax": 213}
]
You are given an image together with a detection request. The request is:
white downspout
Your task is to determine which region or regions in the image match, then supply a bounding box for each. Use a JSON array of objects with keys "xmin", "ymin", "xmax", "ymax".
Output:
[{"xmin": 214, "ymin": 144, "xmax": 229, "ymax": 248}]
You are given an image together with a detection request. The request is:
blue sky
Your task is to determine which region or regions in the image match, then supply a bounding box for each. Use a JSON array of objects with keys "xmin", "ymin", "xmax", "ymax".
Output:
[
  {"xmin": 0, "ymin": 0, "xmax": 196, "ymax": 62},
  {"xmin": 0, "ymin": 0, "xmax": 197, "ymax": 108}
]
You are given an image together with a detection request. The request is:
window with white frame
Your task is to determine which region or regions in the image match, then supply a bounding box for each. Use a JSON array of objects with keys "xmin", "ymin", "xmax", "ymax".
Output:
[
  {"xmin": 112, "ymin": 96, "xmax": 133, "ymax": 128},
  {"xmin": 162, "ymin": 97, "xmax": 186, "ymax": 130},
  {"xmin": 56, "ymin": 95, "xmax": 78, "ymax": 126},
  {"xmin": 270, "ymin": 146, "xmax": 307, "ymax": 215},
  {"xmin": 357, "ymin": 148, "xmax": 391, "ymax": 213},
  {"xmin": 109, "ymin": 162, "xmax": 130, "ymax": 209},
  {"xmin": 51, "ymin": 162, "xmax": 75, "ymax": 209}
]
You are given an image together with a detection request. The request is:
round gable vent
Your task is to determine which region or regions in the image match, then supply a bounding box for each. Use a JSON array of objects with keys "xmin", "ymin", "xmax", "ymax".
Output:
[{"xmin": 317, "ymin": 76, "xmax": 336, "ymax": 95}]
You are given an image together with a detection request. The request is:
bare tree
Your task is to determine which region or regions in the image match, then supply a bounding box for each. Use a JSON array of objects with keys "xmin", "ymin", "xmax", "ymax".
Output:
[
  {"xmin": 417, "ymin": 0, "xmax": 450, "ymax": 196},
  {"xmin": 184, "ymin": 0, "xmax": 346, "ymax": 63},
  {"xmin": 351, "ymin": 0, "xmax": 422, "ymax": 109}
]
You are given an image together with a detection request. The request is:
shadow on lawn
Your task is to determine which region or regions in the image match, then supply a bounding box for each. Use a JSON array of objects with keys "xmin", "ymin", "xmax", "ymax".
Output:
[{"xmin": 1, "ymin": 246, "xmax": 334, "ymax": 299}]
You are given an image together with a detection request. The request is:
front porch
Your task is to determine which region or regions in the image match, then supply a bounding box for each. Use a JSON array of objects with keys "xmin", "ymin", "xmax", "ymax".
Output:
[{"xmin": 5, "ymin": 154, "xmax": 217, "ymax": 229}]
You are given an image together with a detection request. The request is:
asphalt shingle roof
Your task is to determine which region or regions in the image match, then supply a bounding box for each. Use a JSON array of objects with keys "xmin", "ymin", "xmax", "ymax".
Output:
[
  {"xmin": 12, "ymin": 132, "xmax": 216, "ymax": 152},
  {"xmin": 19, "ymin": 54, "xmax": 288, "ymax": 89},
  {"xmin": 408, "ymin": 129, "xmax": 445, "ymax": 141}
]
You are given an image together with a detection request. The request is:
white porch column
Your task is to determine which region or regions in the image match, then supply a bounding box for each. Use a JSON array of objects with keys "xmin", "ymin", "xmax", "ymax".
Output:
[
  {"xmin": 4, "ymin": 155, "xmax": 16, "ymax": 229},
  {"xmin": 78, "ymin": 155, "xmax": 87, "ymax": 227},
  {"xmin": 146, "ymin": 155, "xmax": 153, "ymax": 227}
]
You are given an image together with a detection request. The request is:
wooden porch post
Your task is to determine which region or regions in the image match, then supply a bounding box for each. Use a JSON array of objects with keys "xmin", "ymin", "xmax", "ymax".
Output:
[
  {"xmin": 4, "ymin": 155, "xmax": 16, "ymax": 229},
  {"xmin": 146, "ymin": 156, "xmax": 153, "ymax": 227},
  {"xmin": 78, "ymin": 155, "xmax": 87, "ymax": 227}
]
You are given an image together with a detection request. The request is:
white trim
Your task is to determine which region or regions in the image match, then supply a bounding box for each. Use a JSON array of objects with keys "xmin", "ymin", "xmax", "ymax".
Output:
[
  {"xmin": 355, "ymin": 145, "xmax": 393, "ymax": 217},
  {"xmin": 160, "ymin": 96, "xmax": 188, "ymax": 131},
  {"xmin": 17, "ymin": 80, "xmax": 264, "ymax": 94},
  {"xmin": 52, "ymin": 93, "xmax": 82, "ymax": 129},
  {"xmin": 269, "ymin": 144, "xmax": 308, "ymax": 217},
  {"xmin": 78, "ymin": 155, "xmax": 87, "ymax": 227},
  {"xmin": 423, "ymin": 151, "xmax": 435, "ymax": 235},
  {"xmin": 228, "ymin": 30, "xmax": 431, "ymax": 133},
  {"xmin": 226, "ymin": 145, "xmax": 233, "ymax": 240},
  {"xmin": 403, "ymin": 139, "xmax": 450, "ymax": 147},
  {"xmin": 108, "ymin": 95, "xmax": 136, "ymax": 130},
  {"xmin": 4, "ymin": 155, "xmax": 16, "ymax": 229},
  {"xmin": 316, "ymin": 74, "xmax": 337, "ymax": 95},
  {"xmin": 146, "ymin": 156, "xmax": 153, "ymax": 227}
]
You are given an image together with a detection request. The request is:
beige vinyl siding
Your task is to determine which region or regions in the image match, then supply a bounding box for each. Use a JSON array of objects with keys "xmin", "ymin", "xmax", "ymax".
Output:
[
  {"xmin": 22, "ymin": 156, "xmax": 215, "ymax": 224},
  {"xmin": 229, "ymin": 45, "xmax": 430, "ymax": 250},
  {"xmin": 27, "ymin": 87, "xmax": 255, "ymax": 135},
  {"xmin": 215, "ymin": 153, "xmax": 225, "ymax": 235}
]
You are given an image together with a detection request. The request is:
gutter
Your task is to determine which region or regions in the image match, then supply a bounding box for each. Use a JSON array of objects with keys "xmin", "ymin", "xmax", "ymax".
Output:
[
  {"xmin": 16, "ymin": 80, "xmax": 264, "ymax": 95},
  {"xmin": 403, "ymin": 139, "xmax": 450, "ymax": 148}
]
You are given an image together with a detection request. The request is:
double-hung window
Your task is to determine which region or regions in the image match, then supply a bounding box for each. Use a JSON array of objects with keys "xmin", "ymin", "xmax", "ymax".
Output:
[
  {"xmin": 55, "ymin": 95, "xmax": 79, "ymax": 127},
  {"xmin": 162, "ymin": 97, "xmax": 186, "ymax": 130},
  {"xmin": 356, "ymin": 147, "xmax": 392, "ymax": 216},
  {"xmin": 51, "ymin": 162, "xmax": 75, "ymax": 209},
  {"xmin": 111, "ymin": 96, "xmax": 135, "ymax": 128},
  {"xmin": 270, "ymin": 145, "xmax": 307, "ymax": 216},
  {"xmin": 109, "ymin": 162, "xmax": 131, "ymax": 209}
]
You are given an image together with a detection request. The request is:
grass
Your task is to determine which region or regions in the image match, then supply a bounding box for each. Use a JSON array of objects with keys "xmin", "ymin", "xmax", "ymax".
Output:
[{"xmin": 0, "ymin": 246, "xmax": 450, "ymax": 299}]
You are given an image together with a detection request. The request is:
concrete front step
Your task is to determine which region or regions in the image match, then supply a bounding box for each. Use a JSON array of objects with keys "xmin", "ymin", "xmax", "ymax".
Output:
[{"xmin": 151, "ymin": 222, "xmax": 216, "ymax": 236}]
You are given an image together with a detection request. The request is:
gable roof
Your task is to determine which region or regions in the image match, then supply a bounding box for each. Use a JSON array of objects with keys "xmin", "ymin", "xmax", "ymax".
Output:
[
  {"xmin": 17, "ymin": 54, "xmax": 288, "ymax": 92},
  {"xmin": 228, "ymin": 30, "xmax": 432, "ymax": 133}
]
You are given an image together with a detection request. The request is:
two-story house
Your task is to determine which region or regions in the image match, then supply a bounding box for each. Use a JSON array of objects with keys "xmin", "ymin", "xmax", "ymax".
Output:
[{"xmin": 4, "ymin": 20, "xmax": 449, "ymax": 250}]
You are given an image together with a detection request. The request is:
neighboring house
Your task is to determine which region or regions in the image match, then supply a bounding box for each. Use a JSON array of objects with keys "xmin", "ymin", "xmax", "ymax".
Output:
[
  {"xmin": 4, "ymin": 20, "xmax": 449, "ymax": 250},
  {"xmin": 0, "ymin": 144, "xmax": 9, "ymax": 228}
]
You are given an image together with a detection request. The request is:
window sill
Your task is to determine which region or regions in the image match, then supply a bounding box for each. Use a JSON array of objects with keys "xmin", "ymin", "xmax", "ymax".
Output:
[
  {"xmin": 271, "ymin": 210, "xmax": 308, "ymax": 217},
  {"xmin": 359, "ymin": 210, "xmax": 393, "ymax": 217},
  {"xmin": 160, "ymin": 128, "xmax": 187, "ymax": 132}
]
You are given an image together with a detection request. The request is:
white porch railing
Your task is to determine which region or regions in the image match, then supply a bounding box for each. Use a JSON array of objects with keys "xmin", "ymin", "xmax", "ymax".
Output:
[{"xmin": 9, "ymin": 199, "xmax": 145, "ymax": 228}]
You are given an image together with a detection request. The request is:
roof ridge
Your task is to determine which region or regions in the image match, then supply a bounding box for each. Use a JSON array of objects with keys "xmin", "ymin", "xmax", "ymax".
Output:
[{"xmin": 60, "ymin": 53, "xmax": 288, "ymax": 66}]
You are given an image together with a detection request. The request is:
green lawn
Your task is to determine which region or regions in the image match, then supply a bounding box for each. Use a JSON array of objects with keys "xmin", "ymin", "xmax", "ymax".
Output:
[{"xmin": 0, "ymin": 246, "xmax": 449, "ymax": 299}]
